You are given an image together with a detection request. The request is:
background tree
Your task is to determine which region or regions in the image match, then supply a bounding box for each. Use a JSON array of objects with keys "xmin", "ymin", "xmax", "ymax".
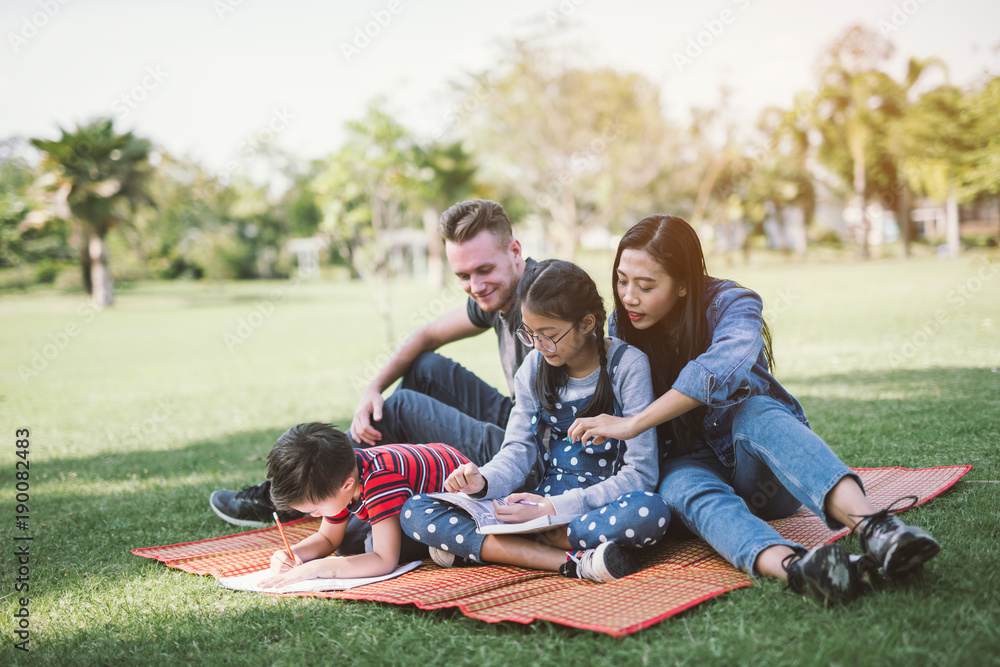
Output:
[
  {"xmin": 463, "ymin": 39, "xmax": 675, "ymax": 259},
  {"xmin": 310, "ymin": 101, "xmax": 425, "ymax": 344},
  {"xmin": 29, "ymin": 118, "xmax": 151, "ymax": 306}
]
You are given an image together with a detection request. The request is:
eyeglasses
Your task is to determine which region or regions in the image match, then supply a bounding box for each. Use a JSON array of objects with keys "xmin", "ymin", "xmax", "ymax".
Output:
[{"xmin": 516, "ymin": 324, "xmax": 575, "ymax": 353}]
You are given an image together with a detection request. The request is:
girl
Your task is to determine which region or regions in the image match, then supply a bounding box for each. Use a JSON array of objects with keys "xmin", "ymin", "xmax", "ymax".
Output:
[
  {"xmin": 569, "ymin": 215, "xmax": 939, "ymax": 602},
  {"xmin": 401, "ymin": 260, "xmax": 670, "ymax": 582}
]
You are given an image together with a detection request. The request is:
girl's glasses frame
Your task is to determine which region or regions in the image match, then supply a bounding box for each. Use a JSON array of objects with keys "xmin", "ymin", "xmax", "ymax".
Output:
[{"xmin": 515, "ymin": 323, "xmax": 575, "ymax": 353}]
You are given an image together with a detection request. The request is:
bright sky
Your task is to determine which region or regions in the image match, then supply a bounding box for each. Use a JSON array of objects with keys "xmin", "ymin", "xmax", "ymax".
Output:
[{"xmin": 2, "ymin": 0, "xmax": 998, "ymax": 175}]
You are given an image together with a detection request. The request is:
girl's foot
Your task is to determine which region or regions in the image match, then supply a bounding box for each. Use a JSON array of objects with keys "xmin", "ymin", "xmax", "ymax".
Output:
[
  {"xmin": 559, "ymin": 541, "xmax": 638, "ymax": 583},
  {"xmin": 428, "ymin": 546, "xmax": 476, "ymax": 568}
]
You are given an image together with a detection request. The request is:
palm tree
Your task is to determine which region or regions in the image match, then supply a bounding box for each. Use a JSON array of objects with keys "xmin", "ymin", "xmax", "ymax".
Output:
[{"xmin": 29, "ymin": 118, "xmax": 151, "ymax": 307}]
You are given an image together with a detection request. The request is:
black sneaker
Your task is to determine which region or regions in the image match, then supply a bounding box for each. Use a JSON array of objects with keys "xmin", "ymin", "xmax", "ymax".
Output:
[
  {"xmin": 559, "ymin": 541, "xmax": 638, "ymax": 583},
  {"xmin": 855, "ymin": 496, "xmax": 940, "ymax": 577},
  {"xmin": 783, "ymin": 543, "xmax": 861, "ymax": 605},
  {"xmin": 209, "ymin": 481, "xmax": 306, "ymax": 527}
]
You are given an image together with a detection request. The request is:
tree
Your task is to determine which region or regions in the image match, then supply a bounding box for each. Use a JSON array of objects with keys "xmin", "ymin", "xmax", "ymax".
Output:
[
  {"xmin": 310, "ymin": 101, "xmax": 426, "ymax": 345},
  {"xmin": 812, "ymin": 26, "xmax": 900, "ymax": 258},
  {"xmin": 462, "ymin": 39, "xmax": 675, "ymax": 259},
  {"xmin": 29, "ymin": 118, "xmax": 151, "ymax": 307}
]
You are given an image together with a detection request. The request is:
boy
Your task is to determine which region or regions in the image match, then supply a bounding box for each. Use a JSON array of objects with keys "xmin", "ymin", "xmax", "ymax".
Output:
[{"xmin": 260, "ymin": 422, "xmax": 469, "ymax": 587}]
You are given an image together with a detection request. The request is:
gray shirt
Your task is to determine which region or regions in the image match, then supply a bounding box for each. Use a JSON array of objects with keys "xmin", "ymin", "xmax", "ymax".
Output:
[
  {"xmin": 465, "ymin": 257, "xmax": 538, "ymax": 399},
  {"xmin": 477, "ymin": 338, "xmax": 659, "ymax": 516}
]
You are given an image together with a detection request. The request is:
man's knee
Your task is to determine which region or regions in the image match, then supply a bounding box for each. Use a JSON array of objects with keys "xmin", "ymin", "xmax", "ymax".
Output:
[{"xmin": 401, "ymin": 352, "xmax": 451, "ymax": 390}]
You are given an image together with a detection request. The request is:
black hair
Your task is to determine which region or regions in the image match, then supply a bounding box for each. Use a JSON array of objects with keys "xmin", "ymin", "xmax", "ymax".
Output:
[
  {"xmin": 516, "ymin": 259, "xmax": 613, "ymax": 418},
  {"xmin": 612, "ymin": 215, "xmax": 774, "ymax": 448},
  {"xmin": 266, "ymin": 423, "xmax": 356, "ymax": 510}
]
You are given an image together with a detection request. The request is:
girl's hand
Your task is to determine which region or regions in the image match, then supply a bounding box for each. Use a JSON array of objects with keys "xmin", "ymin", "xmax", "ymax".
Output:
[
  {"xmin": 568, "ymin": 414, "xmax": 639, "ymax": 446},
  {"xmin": 444, "ymin": 462, "xmax": 485, "ymax": 494},
  {"xmin": 269, "ymin": 548, "xmax": 303, "ymax": 574},
  {"xmin": 494, "ymin": 493, "xmax": 555, "ymax": 523}
]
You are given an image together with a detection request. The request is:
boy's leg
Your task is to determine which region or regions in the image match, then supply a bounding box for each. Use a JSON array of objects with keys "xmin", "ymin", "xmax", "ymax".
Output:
[{"xmin": 565, "ymin": 491, "xmax": 671, "ymax": 550}]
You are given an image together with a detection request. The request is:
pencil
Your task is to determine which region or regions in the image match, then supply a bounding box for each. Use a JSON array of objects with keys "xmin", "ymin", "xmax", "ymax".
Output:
[
  {"xmin": 517, "ymin": 500, "xmax": 545, "ymax": 507},
  {"xmin": 273, "ymin": 512, "xmax": 295, "ymax": 562}
]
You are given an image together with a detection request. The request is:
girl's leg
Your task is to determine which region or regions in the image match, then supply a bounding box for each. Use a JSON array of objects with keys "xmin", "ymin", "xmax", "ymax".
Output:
[
  {"xmin": 565, "ymin": 491, "xmax": 671, "ymax": 550},
  {"xmin": 401, "ymin": 495, "xmax": 487, "ymax": 561}
]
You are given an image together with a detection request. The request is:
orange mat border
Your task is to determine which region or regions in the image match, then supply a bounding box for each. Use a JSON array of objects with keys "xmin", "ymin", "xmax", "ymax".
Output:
[{"xmin": 134, "ymin": 465, "xmax": 970, "ymax": 636}]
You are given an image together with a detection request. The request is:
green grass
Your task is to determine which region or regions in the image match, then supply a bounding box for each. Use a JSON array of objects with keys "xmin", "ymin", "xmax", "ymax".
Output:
[{"xmin": 2, "ymin": 252, "xmax": 999, "ymax": 666}]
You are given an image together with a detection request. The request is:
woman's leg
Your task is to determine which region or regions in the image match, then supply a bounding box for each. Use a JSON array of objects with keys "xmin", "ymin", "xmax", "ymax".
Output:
[
  {"xmin": 657, "ymin": 449, "xmax": 800, "ymax": 575},
  {"xmin": 730, "ymin": 395, "xmax": 872, "ymax": 531}
]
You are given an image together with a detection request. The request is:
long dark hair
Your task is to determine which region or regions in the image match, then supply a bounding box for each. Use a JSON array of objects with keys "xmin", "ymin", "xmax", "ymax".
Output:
[
  {"xmin": 517, "ymin": 259, "xmax": 613, "ymax": 418},
  {"xmin": 612, "ymin": 215, "xmax": 774, "ymax": 448}
]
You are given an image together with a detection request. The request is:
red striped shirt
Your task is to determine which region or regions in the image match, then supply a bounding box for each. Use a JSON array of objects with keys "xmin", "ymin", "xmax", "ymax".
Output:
[{"xmin": 324, "ymin": 443, "xmax": 469, "ymax": 525}]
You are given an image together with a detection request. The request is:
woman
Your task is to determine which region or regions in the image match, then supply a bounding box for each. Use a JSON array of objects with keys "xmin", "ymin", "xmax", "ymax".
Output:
[{"xmin": 569, "ymin": 214, "xmax": 939, "ymax": 603}]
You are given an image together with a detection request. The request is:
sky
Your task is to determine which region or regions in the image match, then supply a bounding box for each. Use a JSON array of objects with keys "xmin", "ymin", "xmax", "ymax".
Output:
[{"xmin": 2, "ymin": 0, "xmax": 998, "ymax": 176}]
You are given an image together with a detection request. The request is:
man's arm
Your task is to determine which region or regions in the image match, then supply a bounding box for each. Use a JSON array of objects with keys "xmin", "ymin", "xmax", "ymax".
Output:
[{"xmin": 351, "ymin": 305, "xmax": 487, "ymax": 444}]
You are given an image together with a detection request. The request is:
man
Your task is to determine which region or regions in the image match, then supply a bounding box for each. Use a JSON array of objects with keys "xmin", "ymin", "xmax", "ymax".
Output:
[{"xmin": 210, "ymin": 199, "xmax": 538, "ymax": 538}]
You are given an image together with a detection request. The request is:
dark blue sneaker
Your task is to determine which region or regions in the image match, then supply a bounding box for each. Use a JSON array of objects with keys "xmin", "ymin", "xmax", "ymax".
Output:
[
  {"xmin": 783, "ymin": 543, "xmax": 861, "ymax": 605},
  {"xmin": 856, "ymin": 497, "xmax": 940, "ymax": 576},
  {"xmin": 209, "ymin": 481, "xmax": 306, "ymax": 527}
]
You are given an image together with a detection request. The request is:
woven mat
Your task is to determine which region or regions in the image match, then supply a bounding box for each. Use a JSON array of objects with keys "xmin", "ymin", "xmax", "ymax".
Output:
[{"xmin": 134, "ymin": 466, "xmax": 969, "ymax": 637}]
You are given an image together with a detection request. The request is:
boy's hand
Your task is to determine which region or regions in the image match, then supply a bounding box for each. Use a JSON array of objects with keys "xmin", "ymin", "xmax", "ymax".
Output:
[
  {"xmin": 269, "ymin": 548, "xmax": 302, "ymax": 574},
  {"xmin": 259, "ymin": 559, "xmax": 325, "ymax": 590},
  {"xmin": 444, "ymin": 462, "xmax": 485, "ymax": 494}
]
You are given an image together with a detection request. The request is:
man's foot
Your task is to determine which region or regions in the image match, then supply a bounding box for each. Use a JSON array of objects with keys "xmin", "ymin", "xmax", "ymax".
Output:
[
  {"xmin": 855, "ymin": 497, "xmax": 940, "ymax": 576},
  {"xmin": 783, "ymin": 543, "xmax": 861, "ymax": 605},
  {"xmin": 559, "ymin": 541, "xmax": 638, "ymax": 583},
  {"xmin": 209, "ymin": 481, "xmax": 306, "ymax": 527},
  {"xmin": 427, "ymin": 546, "xmax": 476, "ymax": 568}
]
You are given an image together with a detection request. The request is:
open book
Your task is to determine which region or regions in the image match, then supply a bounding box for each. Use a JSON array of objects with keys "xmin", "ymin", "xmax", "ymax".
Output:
[
  {"xmin": 216, "ymin": 560, "xmax": 422, "ymax": 593},
  {"xmin": 427, "ymin": 493, "xmax": 580, "ymax": 535}
]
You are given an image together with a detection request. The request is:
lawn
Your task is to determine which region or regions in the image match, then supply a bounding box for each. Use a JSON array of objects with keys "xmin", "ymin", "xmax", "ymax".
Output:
[{"xmin": 1, "ymin": 252, "xmax": 999, "ymax": 666}]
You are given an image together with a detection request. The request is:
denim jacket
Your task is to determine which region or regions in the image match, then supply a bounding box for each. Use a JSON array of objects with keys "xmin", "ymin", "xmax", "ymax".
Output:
[{"xmin": 612, "ymin": 278, "xmax": 808, "ymax": 467}]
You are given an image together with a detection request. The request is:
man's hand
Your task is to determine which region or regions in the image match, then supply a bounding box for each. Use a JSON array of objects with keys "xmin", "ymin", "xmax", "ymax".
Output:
[
  {"xmin": 350, "ymin": 388, "xmax": 386, "ymax": 446},
  {"xmin": 444, "ymin": 462, "xmax": 485, "ymax": 494}
]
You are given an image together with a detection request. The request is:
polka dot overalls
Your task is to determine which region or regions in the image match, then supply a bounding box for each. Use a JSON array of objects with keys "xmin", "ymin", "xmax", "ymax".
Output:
[{"xmin": 401, "ymin": 345, "xmax": 671, "ymax": 562}]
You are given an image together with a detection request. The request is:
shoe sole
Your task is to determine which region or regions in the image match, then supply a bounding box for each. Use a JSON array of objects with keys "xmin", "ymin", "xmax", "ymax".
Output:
[
  {"xmin": 798, "ymin": 543, "xmax": 859, "ymax": 605},
  {"xmin": 883, "ymin": 532, "xmax": 941, "ymax": 577},
  {"xmin": 592, "ymin": 541, "xmax": 639, "ymax": 582},
  {"xmin": 209, "ymin": 491, "xmax": 270, "ymax": 528}
]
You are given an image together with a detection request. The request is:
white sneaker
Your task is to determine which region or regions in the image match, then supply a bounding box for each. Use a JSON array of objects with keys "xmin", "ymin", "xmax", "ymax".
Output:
[
  {"xmin": 560, "ymin": 541, "xmax": 638, "ymax": 583},
  {"xmin": 428, "ymin": 546, "xmax": 473, "ymax": 568}
]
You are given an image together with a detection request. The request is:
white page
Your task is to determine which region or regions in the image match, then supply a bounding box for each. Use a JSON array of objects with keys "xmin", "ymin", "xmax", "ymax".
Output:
[{"xmin": 217, "ymin": 560, "xmax": 422, "ymax": 593}]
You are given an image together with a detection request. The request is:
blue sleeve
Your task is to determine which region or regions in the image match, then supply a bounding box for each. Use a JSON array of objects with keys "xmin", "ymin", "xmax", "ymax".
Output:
[{"xmin": 671, "ymin": 287, "xmax": 764, "ymax": 407}]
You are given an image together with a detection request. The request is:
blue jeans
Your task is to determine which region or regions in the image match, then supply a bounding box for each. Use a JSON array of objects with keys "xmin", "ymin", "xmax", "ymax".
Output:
[
  {"xmin": 352, "ymin": 352, "xmax": 513, "ymax": 466},
  {"xmin": 657, "ymin": 396, "xmax": 862, "ymax": 574},
  {"xmin": 338, "ymin": 353, "xmax": 517, "ymax": 555}
]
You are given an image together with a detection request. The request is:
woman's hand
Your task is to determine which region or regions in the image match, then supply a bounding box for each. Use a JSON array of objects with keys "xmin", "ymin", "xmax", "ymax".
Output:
[
  {"xmin": 493, "ymin": 493, "xmax": 555, "ymax": 523},
  {"xmin": 444, "ymin": 462, "xmax": 485, "ymax": 494},
  {"xmin": 568, "ymin": 413, "xmax": 639, "ymax": 445}
]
